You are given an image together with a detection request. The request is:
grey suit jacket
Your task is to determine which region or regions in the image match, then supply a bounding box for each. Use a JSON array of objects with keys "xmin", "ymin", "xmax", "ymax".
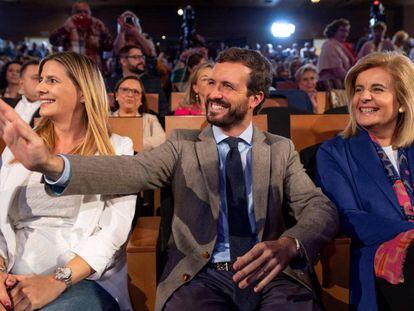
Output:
[{"xmin": 51, "ymin": 125, "xmax": 338, "ymax": 310}]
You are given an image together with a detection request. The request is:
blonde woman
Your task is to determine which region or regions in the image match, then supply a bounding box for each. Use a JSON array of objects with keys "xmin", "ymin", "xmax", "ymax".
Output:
[
  {"xmin": 174, "ymin": 62, "xmax": 213, "ymax": 116},
  {"xmin": 0, "ymin": 52, "xmax": 135, "ymax": 310},
  {"xmin": 112, "ymin": 75, "xmax": 165, "ymax": 150},
  {"xmin": 317, "ymin": 52, "xmax": 414, "ymax": 310}
]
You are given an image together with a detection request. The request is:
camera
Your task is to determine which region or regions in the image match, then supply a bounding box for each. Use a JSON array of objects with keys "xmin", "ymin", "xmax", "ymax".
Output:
[
  {"xmin": 73, "ymin": 14, "xmax": 92, "ymax": 30},
  {"xmin": 125, "ymin": 16, "xmax": 134, "ymax": 25}
]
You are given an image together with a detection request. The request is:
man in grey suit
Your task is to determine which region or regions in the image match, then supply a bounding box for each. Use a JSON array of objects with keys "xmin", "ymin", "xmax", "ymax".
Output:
[{"xmin": 0, "ymin": 48, "xmax": 338, "ymax": 311}]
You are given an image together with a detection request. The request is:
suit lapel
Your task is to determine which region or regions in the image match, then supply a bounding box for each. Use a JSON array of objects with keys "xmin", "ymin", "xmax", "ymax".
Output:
[
  {"xmin": 251, "ymin": 127, "xmax": 270, "ymax": 241},
  {"xmin": 196, "ymin": 125, "xmax": 221, "ymax": 220},
  {"xmin": 349, "ymin": 130, "xmax": 402, "ymax": 216}
]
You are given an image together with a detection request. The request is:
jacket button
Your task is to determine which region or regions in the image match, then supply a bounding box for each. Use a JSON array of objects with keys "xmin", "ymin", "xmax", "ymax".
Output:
[
  {"xmin": 201, "ymin": 251, "xmax": 210, "ymax": 259},
  {"xmin": 182, "ymin": 274, "xmax": 190, "ymax": 282}
]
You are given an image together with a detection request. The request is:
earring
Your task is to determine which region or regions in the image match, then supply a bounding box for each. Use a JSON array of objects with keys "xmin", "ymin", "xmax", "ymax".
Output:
[
  {"xmin": 399, "ymin": 107, "xmax": 405, "ymax": 113},
  {"xmin": 195, "ymin": 93, "xmax": 200, "ymax": 104}
]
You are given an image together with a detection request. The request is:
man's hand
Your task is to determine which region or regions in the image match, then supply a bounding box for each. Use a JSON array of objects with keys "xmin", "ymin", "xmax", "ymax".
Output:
[
  {"xmin": 10, "ymin": 275, "xmax": 66, "ymax": 311},
  {"xmin": 232, "ymin": 237, "xmax": 299, "ymax": 292},
  {"xmin": 0, "ymin": 99, "xmax": 64, "ymax": 179},
  {"xmin": 0, "ymin": 272, "xmax": 17, "ymax": 311}
]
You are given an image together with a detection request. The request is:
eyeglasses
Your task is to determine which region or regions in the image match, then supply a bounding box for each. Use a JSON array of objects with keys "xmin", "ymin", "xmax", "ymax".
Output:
[
  {"xmin": 118, "ymin": 87, "xmax": 142, "ymax": 96},
  {"xmin": 126, "ymin": 55, "xmax": 145, "ymax": 60}
]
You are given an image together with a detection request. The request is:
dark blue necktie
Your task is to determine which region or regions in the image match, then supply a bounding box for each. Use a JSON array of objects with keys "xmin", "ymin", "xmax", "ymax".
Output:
[{"xmin": 224, "ymin": 137, "xmax": 260, "ymax": 310}]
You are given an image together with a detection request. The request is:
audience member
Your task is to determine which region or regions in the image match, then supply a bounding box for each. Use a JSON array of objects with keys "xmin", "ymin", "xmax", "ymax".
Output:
[
  {"xmin": 0, "ymin": 52, "xmax": 135, "ymax": 310},
  {"xmin": 112, "ymin": 76, "xmax": 165, "ymax": 150},
  {"xmin": 392, "ymin": 30, "xmax": 410, "ymax": 54},
  {"xmin": 295, "ymin": 64, "xmax": 318, "ymax": 113},
  {"xmin": 113, "ymin": 10, "xmax": 156, "ymax": 57},
  {"xmin": 0, "ymin": 47, "xmax": 338, "ymax": 311},
  {"xmin": 107, "ymin": 45, "xmax": 169, "ymax": 116},
  {"xmin": 174, "ymin": 62, "xmax": 213, "ymax": 115},
  {"xmin": 300, "ymin": 42, "xmax": 317, "ymax": 64},
  {"xmin": 317, "ymin": 18, "xmax": 355, "ymax": 89},
  {"xmin": 49, "ymin": 1, "xmax": 113, "ymax": 71},
  {"xmin": 173, "ymin": 52, "xmax": 206, "ymax": 92},
  {"xmin": 317, "ymin": 52, "xmax": 414, "ymax": 310},
  {"xmin": 13, "ymin": 60, "xmax": 40, "ymax": 127},
  {"xmin": 358, "ymin": 22, "xmax": 394, "ymax": 59},
  {"xmin": 0, "ymin": 60, "xmax": 22, "ymax": 106}
]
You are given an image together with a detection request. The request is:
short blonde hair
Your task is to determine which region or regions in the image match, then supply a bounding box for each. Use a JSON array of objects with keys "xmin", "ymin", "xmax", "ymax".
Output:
[
  {"xmin": 36, "ymin": 52, "xmax": 115, "ymax": 155},
  {"xmin": 294, "ymin": 64, "xmax": 318, "ymax": 83},
  {"xmin": 180, "ymin": 62, "xmax": 213, "ymax": 109},
  {"xmin": 342, "ymin": 52, "xmax": 414, "ymax": 148}
]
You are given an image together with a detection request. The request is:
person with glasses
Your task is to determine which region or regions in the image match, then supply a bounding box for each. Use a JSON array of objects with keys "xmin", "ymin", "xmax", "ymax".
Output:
[
  {"xmin": 107, "ymin": 45, "xmax": 169, "ymax": 116},
  {"xmin": 112, "ymin": 76, "xmax": 165, "ymax": 150}
]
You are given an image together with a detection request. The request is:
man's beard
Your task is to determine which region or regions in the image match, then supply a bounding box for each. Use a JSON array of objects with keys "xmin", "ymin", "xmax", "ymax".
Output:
[
  {"xmin": 129, "ymin": 65, "xmax": 145, "ymax": 75},
  {"xmin": 205, "ymin": 98, "xmax": 248, "ymax": 130}
]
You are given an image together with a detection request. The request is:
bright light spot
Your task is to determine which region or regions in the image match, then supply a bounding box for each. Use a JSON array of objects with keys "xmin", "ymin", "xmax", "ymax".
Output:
[
  {"xmin": 311, "ymin": 0, "xmax": 320, "ymax": 3},
  {"xmin": 161, "ymin": 35, "xmax": 166, "ymax": 40},
  {"xmin": 271, "ymin": 22, "xmax": 295, "ymax": 38},
  {"xmin": 177, "ymin": 9, "xmax": 184, "ymax": 16}
]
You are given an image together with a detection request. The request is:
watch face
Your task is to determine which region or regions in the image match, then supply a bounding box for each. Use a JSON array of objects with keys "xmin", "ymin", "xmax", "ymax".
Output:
[{"xmin": 56, "ymin": 267, "xmax": 72, "ymax": 280}]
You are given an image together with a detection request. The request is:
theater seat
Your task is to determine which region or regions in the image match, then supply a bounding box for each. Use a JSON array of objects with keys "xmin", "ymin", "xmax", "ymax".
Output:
[{"xmin": 127, "ymin": 216, "xmax": 161, "ymax": 311}]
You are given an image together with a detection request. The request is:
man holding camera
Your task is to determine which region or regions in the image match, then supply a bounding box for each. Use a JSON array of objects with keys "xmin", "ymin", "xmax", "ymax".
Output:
[
  {"xmin": 113, "ymin": 10, "xmax": 156, "ymax": 58},
  {"xmin": 49, "ymin": 1, "xmax": 113, "ymax": 72}
]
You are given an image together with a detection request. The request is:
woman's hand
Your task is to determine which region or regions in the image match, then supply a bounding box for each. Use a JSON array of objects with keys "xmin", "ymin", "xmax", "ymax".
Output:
[
  {"xmin": 0, "ymin": 272, "xmax": 16, "ymax": 310},
  {"xmin": 10, "ymin": 275, "xmax": 66, "ymax": 311},
  {"xmin": 0, "ymin": 99, "xmax": 64, "ymax": 179}
]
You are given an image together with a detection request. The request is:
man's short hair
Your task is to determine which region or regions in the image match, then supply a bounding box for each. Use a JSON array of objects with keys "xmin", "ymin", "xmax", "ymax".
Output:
[
  {"xmin": 216, "ymin": 47, "xmax": 272, "ymax": 99},
  {"xmin": 20, "ymin": 60, "xmax": 39, "ymax": 78},
  {"xmin": 119, "ymin": 45, "xmax": 142, "ymax": 59}
]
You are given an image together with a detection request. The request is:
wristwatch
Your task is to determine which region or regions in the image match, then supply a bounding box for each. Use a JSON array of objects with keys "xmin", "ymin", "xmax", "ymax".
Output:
[{"xmin": 54, "ymin": 267, "xmax": 72, "ymax": 289}]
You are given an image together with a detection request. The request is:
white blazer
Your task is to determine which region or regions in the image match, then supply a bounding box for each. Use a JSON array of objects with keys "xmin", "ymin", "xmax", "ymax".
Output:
[{"xmin": 0, "ymin": 134, "xmax": 136, "ymax": 310}]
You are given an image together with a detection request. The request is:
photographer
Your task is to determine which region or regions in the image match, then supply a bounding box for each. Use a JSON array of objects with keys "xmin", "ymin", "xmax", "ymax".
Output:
[
  {"xmin": 113, "ymin": 11, "xmax": 156, "ymax": 58},
  {"xmin": 49, "ymin": 1, "xmax": 113, "ymax": 72}
]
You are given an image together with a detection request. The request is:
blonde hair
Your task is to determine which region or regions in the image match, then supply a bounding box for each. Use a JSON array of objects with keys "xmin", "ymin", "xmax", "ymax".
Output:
[
  {"xmin": 179, "ymin": 62, "xmax": 213, "ymax": 109},
  {"xmin": 342, "ymin": 52, "xmax": 414, "ymax": 148},
  {"xmin": 36, "ymin": 52, "xmax": 115, "ymax": 155}
]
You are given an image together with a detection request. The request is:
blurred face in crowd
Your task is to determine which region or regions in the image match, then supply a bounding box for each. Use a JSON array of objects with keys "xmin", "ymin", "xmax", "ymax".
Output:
[
  {"xmin": 122, "ymin": 48, "xmax": 146, "ymax": 74},
  {"xmin": 298, "ymin": 70, "xmax": 318, "ymax": 94},
  {"xmin": 36, "ymin": 60, "xmax": 85, "ymax": 123},
  {"xmin": 116, "ymin": 78, "xmax": 143, "ymax": 115},
  {"xmin": 192, "ymin": 66, "xmax": 212, "ymax": 106},
  {"xmin": 206, "ymin": 62, "xmax": 259, "ymax": 130},
  {"xmin": 334, "ymin": 25, "xmax": 350, "ymax": 43},
  {"xmin": 20, "ymin": 64, "xmax": 40, "ymax": 102},
  {"xmin": 7, "ymin": 63, "xmax": 21, "ymax": 86},
  {"xmin": 72, "ymin": 2, "xmax": 91, "ymax": 16},
  {"xmin": 372, "ymin": 26, "xmax": 386, "ymax": 42},
  {"xmin": 352, "ymin": 67, "xmax": 399, "ymax": 138}
]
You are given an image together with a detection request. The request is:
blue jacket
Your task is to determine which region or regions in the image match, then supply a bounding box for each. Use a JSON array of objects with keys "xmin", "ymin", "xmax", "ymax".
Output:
[{"xmin": 316, "ymin": 129, "xmax": 414, "ymax": 310}]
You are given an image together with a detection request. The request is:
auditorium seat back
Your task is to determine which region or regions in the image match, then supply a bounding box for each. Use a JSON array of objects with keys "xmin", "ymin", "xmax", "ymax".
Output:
[
  {"xmin": 170, "ymin": 92, "xmax": 185, "ymax": 112},
  {"xmin": 108, "ymin": 117, "xmax": 144, "ymax": 153},
  {"xmin": 290, "ymin": 114, "xmax": 350, "ymax": 151},
  {"xmin": 146, "ymin": 93, "xmax": 159, "ymax": 114}
]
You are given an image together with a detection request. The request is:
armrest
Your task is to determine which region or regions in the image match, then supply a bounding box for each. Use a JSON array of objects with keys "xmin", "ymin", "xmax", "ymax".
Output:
[
  {"xmin": 127, "ymin": 216, "xmax": 161, "ymax": 311},
  {"xmin": 127, "ymin": 216, "xmax": 161, "ymax": 253}
]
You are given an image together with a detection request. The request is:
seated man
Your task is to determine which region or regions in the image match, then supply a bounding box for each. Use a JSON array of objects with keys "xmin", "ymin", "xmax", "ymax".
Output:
[
  {"xmin": 106, "ymin": 44, "xmax": 169, "ymax": 116},
  {"xmin": 0, "ymin": 47, "xmax": 339, "ymax": 311},
  {"xmin": 13, "ymin": 60, "xmax": 40, "ymax": 127}
]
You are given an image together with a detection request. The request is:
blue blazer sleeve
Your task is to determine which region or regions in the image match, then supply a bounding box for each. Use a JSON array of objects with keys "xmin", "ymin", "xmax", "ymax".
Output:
[{"xmin": 316, "ymin": 139, "xmax": 414, "ymax": 247}]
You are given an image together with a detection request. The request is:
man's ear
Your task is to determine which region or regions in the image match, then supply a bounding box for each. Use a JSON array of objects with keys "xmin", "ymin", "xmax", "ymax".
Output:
[
  {"xmin": 249, "ymin": 91, "xmax": 265, "ymax": 110},
  {"xmin": 120, "ymin": 57, "xmax": 126, "ymax": 67}
]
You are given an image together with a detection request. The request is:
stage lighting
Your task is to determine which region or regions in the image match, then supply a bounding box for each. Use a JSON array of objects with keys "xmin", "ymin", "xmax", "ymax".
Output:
[
  {"xmin": 271, "ymin": 22, "xmax": 295, "ymax": 38},
  {"xmin": 177, "ymin": 9, "xmax": 184, "ymax": 16}
]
